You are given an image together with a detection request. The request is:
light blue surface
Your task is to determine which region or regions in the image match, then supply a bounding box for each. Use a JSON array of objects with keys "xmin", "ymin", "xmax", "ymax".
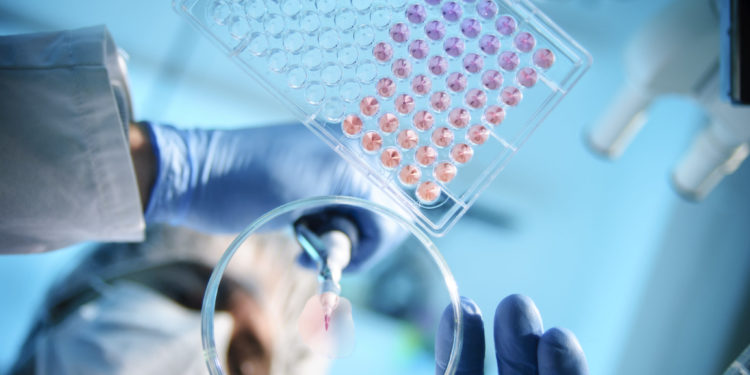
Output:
[{"xmin": 1, "ymin": 1, "xmax": 749, "ymax": 374}]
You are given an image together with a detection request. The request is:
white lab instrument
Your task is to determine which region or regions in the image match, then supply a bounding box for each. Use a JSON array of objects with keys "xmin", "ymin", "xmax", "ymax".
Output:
[
  {"xmin": 587, "ymin": 0, "xmax": 750, "ymax": 200},
  {"xmin": 295, "ymin": 225, "xmax": 352, "ymax": 329}
]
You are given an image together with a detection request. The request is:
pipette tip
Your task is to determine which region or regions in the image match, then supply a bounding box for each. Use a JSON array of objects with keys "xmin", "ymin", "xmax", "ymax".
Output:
[{"xmin": 324, "ymin": 313, "xmax": 331, "ymax": 331}]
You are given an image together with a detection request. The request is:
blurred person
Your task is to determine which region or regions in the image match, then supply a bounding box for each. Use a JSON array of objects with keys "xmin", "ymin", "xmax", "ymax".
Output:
[{"xmin": 8, "ymin": 225, "xmax": 330, "ymax": 375}]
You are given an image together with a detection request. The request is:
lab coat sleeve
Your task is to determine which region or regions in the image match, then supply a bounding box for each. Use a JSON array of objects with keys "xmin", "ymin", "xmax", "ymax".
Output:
[{"xmin": 0, "ymin": 25, "xmax": 145, "ymax": 254}]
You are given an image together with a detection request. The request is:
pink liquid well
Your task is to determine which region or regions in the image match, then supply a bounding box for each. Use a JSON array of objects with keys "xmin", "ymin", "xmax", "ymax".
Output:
[
  {"xmin": 435, "ymin": 162, "xmax": 457, "ymax": 183},
  {"xmin": 496, "ymin": 15, "xmax": 517, "ymax": 36},
  {"xmin": 413, "ymin": 111, "xmax": 435, "ymax": 131},
  {"xmin": 451, "ymin": 143, "xmax": 474, "ymax": 164},
  {"xmin": 514, "ymin": 32, "xmax": 536, "ymax": 53},
  {"xmin": 362, "ymin": 131, "xmax": 383, "ymax": 152},
  {"xmin": 397, "ymin": 129, "xmax": 419, "ymax": 149},
  {"xmin": 430, "ymin": 91, "xmax": 451, "ymax": 112},
  {"xmin": 460, "ymin": 18, "xmax": 481, "ymax": 38},
  {"xmin": 373, "ymin": 42, "xmax": 393, "ymax": 62},
  {"xmin": 389, "ymin": 23, "xmax": 410, "ymax": 43},
  {"xmin": 431, "ymin": 127, "xmax": 454, "ymax": 148},
  {"xmin": 415, "ymin": 145, "xmax": 438, "ymax": 166},
  {"xmin": 447, "ymin": 72, "xmax": 468, "ymax": 92},
  {"xmin": 392, "ymin": 58, "xmax": 412, "ymax": 79},
  {"xmin": 342, "ymin": 115, "xmax": 363, "ymax": 136},
  {"xmin": 399, "ymin": 164, "xmax": 422, "ymax": 185},
  {"xmin": 484, "ymin": 106, "xmax": 505, "ymax": 125},
  {"xmin": 411, "ymin": 75, "xmax": 432, "ymax": 95},
  {"xmin": 395, "ymin": 94, "xmax": 415, "ymax": 114},
  {"xmin": 416, "ymin": 181, "xmax": 441, "ymax": 203},
  {"xmin": 380, "ymin": 147, "xmax": 402, "ymax": 168},
  {"xmin": 517, "ymin": 67, "xmax": 538, "ymax": 88},
  {"xmin": 463, "ymin": 53, "xmax": 484, "ymax": 73},
  {"xmin": 476, "ymin": 0, "xmax": 498, "ymax": 19},
  {"xmin": 444, "ymin": 37, "xmax": 464, "ymax": 57},
  {"xmin": 425, "ymin": 20, "xmax": 446, "ymax": 41},
  {"xmin": 409, "ymin": 39, "xmax": 429, "ymax": 59},
  {"xmin": 379, "ymin": 113, "xmax": 399, "ymax": 133},
  {"xmin": 465, "ymin": 89, "xmax": 487, "ymax": 109},
  {"xmin": 533, "ymin": 48, "xmax": 555, "ymax": 69},
  {"xmin": 441, "ymin": 1, "xmax": 463, "ymax": 22},
  {"xmin": 360, "ymin": 96, "xmax": 379, "ymax": 116},
  {"xmin": 482, "ymin": 70, "xmax": 503, "ymax": 90},
  {"xmin": 406, "ymin": 3, "xmax": 427, "ymax": 24},
  {"xmin": 498, "ymin": 51, "xmax": 520, "ymax": 71},
  {"xmin": 467, "ymin": 125, "xmax": 490, "ymax": 145},
  {"xmin": 449, "ymin": 108, "xmax": 471, "ymax": 128},
  {"xmin": 501, "ymin": 86, "xmax": 522, "ymax": 106},
  {"xmin": 428, "ymin": 55, "xmax": 448, "ymax": 75},
  {"xmin": 377, "ymin": 78, "xmax": 397, "ymax": 98},
  {"xmin": 479, "ymin": 34, "xmax": 500, "ymax": 55},
  {"xmin": 445, "ymin": 73, "xmax": 466, "ymax": 92}
]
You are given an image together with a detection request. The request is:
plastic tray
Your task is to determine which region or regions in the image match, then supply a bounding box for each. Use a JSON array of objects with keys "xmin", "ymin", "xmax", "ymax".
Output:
[{"xmin": 174, "ymin": 0, "xmax": 591, "ymax": 235}]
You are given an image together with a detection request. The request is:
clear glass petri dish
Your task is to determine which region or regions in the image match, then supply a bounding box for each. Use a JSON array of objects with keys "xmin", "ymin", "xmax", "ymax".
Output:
[{"xmin": 201, "ymin": 196, "xmax": 463, "ymax": 375}]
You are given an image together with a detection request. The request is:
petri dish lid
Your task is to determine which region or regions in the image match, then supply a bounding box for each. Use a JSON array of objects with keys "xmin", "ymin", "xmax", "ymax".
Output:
[{"xmin": 201, "ymin": 196, "xmax": 463, "ymax": 375}]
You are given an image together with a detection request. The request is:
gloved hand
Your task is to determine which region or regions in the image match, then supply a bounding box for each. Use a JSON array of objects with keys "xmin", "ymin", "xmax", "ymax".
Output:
[
  {"xmin": 142, "ymin": 121, "xmax": 404, "ymax": 270},
  {"xmin": 435, "ymin": 295, "xmax": 588, "ymax": 375}
]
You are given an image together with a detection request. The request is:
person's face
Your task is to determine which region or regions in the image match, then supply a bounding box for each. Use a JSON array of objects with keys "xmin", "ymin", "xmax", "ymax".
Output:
[{"xmin": 225, "ymin": 289, "xmax": 274, "ymax": 375}]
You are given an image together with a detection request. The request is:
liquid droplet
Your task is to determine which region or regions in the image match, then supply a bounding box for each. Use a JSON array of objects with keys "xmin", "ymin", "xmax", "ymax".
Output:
[{"xmin": 297, "ymin": 295, "xmax": 355, "ymax": 358}]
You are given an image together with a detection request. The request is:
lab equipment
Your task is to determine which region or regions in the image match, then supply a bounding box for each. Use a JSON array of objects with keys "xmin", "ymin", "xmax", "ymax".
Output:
[
  {"xmin": 436, "ymin": 295, "xmax": 588, "ymax": 375},
  {"xmin": 723, "ymin": 343, "xmax": 750, "ymax": 375},
  {"xmin": 173, "ymin": 0, "xmax": 591, "ymax": 235},
  {"xmin": 587, "ymin": 0, "xmax": 750, "ymax": 200},
  {"xmin": 719, "ymin": 0, "xmax": 749, "ymax": 104},
  {"xmin": 295, "ymin": 220, "xmax": 357, "ymax": 358},
  {"xmin": 201, "ymin": 196, "xmax": 464, "ymax": 374},
  {"xmin": 295, "ymin": 223, "xmax": 353, "ymax": 333}
]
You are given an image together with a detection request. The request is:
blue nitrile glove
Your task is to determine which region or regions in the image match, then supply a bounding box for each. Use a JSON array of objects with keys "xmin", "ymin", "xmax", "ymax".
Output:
[
  {"xmin": 435, "ymin": 295, "xmax": 588, "ymax": 375},
  {"xmin": 142, "ymin": 121, "xmax": 404, "ymax": 270}
]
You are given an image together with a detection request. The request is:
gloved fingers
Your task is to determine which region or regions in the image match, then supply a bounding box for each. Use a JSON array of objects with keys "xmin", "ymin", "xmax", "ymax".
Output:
[
  {"xmin": 537, "ymin": 328, "xmax": 588, "ymax": 375},
  {"xmin": 494, "ymin": 294, "xmax": 544, "ymax": 375},
  {"xmin": 435, "ymin": 297, "xmax": 486, "ymax": 375}
]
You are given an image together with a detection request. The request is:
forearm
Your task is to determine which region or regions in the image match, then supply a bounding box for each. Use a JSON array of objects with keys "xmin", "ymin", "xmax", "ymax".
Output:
[{"xmin": 129, "ymin": 122, "xmax": 157, "ymax": 212}]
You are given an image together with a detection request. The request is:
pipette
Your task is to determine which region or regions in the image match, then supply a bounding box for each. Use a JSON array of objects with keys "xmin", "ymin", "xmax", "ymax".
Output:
[{"xmin": 295, "ymin": 224, "xmax": 352, "ymax": 331}]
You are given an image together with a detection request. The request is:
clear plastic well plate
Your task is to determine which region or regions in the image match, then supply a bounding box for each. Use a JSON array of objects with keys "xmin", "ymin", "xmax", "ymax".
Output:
[{"xmin": 174, "ymin": 0, "xmax": 591, "ymax": 235}]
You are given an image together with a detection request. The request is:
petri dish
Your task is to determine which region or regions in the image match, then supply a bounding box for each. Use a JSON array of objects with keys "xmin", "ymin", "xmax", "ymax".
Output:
[{"xmin": 201, "ymin": 196, "xmax": 463, "ymax": 375}]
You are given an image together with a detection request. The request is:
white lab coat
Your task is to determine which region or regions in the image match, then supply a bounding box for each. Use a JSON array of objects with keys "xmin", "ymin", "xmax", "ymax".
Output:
[
  {"xmin": 0, "ymin": 26, "xmax": 144, "ymax": 254},
  {"xmin": 34, "ymin": 280, "xmax": 234, "ymax": 375}
]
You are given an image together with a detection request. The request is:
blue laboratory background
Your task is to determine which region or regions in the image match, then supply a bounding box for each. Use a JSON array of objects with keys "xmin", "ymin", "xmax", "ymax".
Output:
[{"xmin": 1, "ymin": 0, "xmax": 749, "ymax": 374}]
